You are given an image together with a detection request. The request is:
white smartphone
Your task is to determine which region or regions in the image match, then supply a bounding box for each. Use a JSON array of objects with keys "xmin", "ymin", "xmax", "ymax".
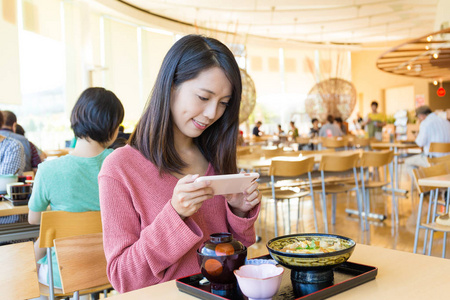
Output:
[{"xmin": 194, "ymin": 173, "xmax": 260, "ymax": 195}]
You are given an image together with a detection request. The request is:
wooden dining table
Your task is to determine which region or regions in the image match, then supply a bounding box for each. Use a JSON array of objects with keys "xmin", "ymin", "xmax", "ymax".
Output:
[
  {"xmin": 0, "ymin": 199, "xmax": 29, "ymax": 217},
  {"xmin": 109, "ymin": 243, "xmax": 450, "ymax": 299},
  {"xmin": 418, "ymin": 173, "xmax": 450, "ymax": 188}
]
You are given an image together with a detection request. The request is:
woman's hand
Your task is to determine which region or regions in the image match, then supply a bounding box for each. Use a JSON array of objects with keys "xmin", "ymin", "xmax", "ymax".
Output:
[
  {"xmin": 225, "ymin": 180, "xmax": 261, "ymax": 218},
  {"xmin": 171, "ymin": 174, "xmax": 214, "ymax": 219}
]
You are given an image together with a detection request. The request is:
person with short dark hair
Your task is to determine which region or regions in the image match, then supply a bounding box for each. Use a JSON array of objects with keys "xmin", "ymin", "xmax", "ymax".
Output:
[
  {"xmin": 309, "ymin": 118, "xmax": 320, "ymax": 138},
  {"xmin": 0, "ymin": 111, "xmax": 33, "ymax": 171},
  {"xmin": 15, "ymin": 124, "xmax": 43, "ymax": 169},
  {"xmin": 405, "ymin": 105, "xmax": 450, "ymax": 176},
  {"xmin": 117, "ymin": 125, "xmax": 131, "ymax": 140},
  {"xmin": 28, "ymin": 87, "xmax": 124, "ymax": 289},
  {"xmin": 252, "ymin": 120, "xmax": 263, "ymax": 136},
  {"xmin": 288, "ymin": 121, "xmax": 299, "ymax": 139},
  {"xmin": 362, "ymin": 101, "xmax": 386, "ymax": 139},
  {"xmin": 319, "ymin": 115, "xmax": 343, "ymax": 137},
  {"xmin": 0, "ymin": 111, "xmax": 25, "ymax": 176},
  {"xmin": 0, "ymin": 112, "xmax": 26, "ymax": 231},
  {"xmin": 98, "ymin": 35, "xmax": 261, "ymax": 293},
  {"xmin": 334, "ymin": 117, "xmax": 348, "ymax": 135}
]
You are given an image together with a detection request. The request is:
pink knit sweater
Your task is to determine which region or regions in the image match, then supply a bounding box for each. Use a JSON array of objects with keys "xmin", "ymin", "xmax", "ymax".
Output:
[{"xmin": 99, "ymin": 145, "xmax": 259, "ymax": 293}]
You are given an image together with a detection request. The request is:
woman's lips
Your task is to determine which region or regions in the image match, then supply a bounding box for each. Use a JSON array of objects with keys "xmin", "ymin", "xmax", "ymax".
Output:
[{"xmin": 192, "ymin": 119, "xmax": 207, "ymax": 130}]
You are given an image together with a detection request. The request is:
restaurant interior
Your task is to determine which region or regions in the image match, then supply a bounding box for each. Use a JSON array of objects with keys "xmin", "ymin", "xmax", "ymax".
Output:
[{"xmin": 1, "ymin": 0, "xmax": 450, "ymax": 299}]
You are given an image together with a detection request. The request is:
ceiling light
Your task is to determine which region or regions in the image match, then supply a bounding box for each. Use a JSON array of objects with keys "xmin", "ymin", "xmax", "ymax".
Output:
[
  {"xmin": 407, "ymin": 65, "xmax": 411, "ymax": 70},
  {"xmin": 433, "ymin": 80, "xmax": 438, "ymax": 85},
  {"xmin": 433, "ymin": 52, "xmax": 439, "ymax": 59},
  {"xmin": 427, "ymin": 35, "xmax": 433, "ymax": 42},
  {"xmin": 425, "ymin": 46, "xmax": 429, "ymax": 50}
]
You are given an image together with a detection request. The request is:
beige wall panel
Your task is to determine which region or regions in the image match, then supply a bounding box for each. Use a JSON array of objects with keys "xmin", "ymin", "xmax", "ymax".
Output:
[
  {"xmin": 246, "ymin": 44, "xmax": 281, "ymax": 94},
  {"xmin": 284, "ymin": 58, "xmax": 296, "ymax": 73},
  {"xmin": 283, "ymin": 48, "xmax": 316, "ymax": 95},
  {"xmin": 141, "ymin": 30, "xmax": 174, "ymax": 105},
  {"xmin": 104, "ymin": 19, "xmax": 140, "ymax": 122},
  {"xmin": 249, "ymin": 56, "xmax": 262, "ymax": 71},
  {"xmin": 2, "ymin": 0, "xmax": 16, "ymax": 24},
  {"xmin": 268, "ymin": 57, "xmax": 279, "ymax": 72},
  {"xmin": 35, "ymin": 0, "xmax": 61, "ymax": 40},
  {"xmin": 0, "ymin": 0, "xmax": 21, "ymax": 104},
  {"xmin": 351, "ymin": 50, "xmax": 428, "ymax": 117},
  {"xmin": 63, "ymin": 1, "xmax": 86, "ymax": 114},
  {"xmin": 22, "ymin": 0, "xmax": 38, "ymax": 34}
]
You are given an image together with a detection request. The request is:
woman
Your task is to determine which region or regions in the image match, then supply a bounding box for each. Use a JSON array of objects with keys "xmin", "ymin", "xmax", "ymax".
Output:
[
  {"xmin": 28, "ymin": 87, "xmax": 124, "ymax": 288},
  {"xmin": 99, "ymin": 35, "xmax": 261, "ymax": 293}
]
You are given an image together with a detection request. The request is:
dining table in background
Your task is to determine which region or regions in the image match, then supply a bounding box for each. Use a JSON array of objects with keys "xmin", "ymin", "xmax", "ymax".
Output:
[
  {"xmin": 108, "ymin": 243, "xmax": 450, "ymax": 299},
  {"xmin": 418, "ymin": 173, "xmax": 450, "ymax": 218},
  {"xmin": 0, "ymin": 199, "xmax": 29, "ymax": 217},
  {"xmin": 370, "ymin": 141, "xmax": 420, "ymax": 196}
]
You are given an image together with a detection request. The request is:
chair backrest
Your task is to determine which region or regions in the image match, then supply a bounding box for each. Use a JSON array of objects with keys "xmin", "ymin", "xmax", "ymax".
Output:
[
  {"xmin": 0, "ymin": 241, "xmax": 40, "ymax": 299},
  {"xmin": 262, "ymin": 147, "xmax": 285, "ymax": 158},
  {"xmin": 300, "ymin": 149, "xmax": 335, "ymax": 156},
  {"xmin": 429, "ymin": 142, "xmax": 450, "ymax": 154},
  {"xmin": 39, "ymin": 211, "xmax": 102, "ymax": 248},
  {"xmin": 352, "ymin": 137, "xmax": 371, "ymax": 148},
  {"xmin": 295, "ymin": 137, "xmax": 310, "ymax": 144},
  {"xmin": 54, "ymin": 232, "xmax": 109, "ymax": 294},
  {"xmin": 360, "ymin": 150, "xmax": 394, "ymax": 168},
  {"xmin": 322, "ymin": 137, "xmax": 348, "ymax": 149},
  {"xmin": 428, "ymin": 154, "xmax": 450, "ymax": 165},
  {"xmin": 319, "ymin": 153, "xmax": 360, "ymax": 172},
  {"xmin": 270, "ymin": 156, "xmax": 315, "ymax": 177},
  {"xmin": 413, "ymin": 163, "xmax": 448, "ymax": 194}
]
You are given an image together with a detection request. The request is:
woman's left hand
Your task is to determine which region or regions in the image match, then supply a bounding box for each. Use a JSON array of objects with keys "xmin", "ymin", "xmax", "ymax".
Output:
[{"xmin": 225, "ymin": 180, "xmax": 261, "ymax": 218}]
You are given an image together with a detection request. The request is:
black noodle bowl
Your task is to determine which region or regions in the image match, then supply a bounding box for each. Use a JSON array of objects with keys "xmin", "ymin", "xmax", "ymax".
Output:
[{"xmin": 267, "ymin": 233, "xmax": 356, "ymax": 271}]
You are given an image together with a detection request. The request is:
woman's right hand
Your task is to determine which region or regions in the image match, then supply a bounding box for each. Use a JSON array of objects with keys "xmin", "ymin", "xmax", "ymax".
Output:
[{"xmin": 171, "ymin": 174, "xmax": 214, "ymax": 219}]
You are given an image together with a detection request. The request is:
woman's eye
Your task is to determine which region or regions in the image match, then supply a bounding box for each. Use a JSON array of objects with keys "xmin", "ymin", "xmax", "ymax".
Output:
[
  {"xmin": 220, "ymin": 102, "xmax": 230, "ymax": 107},
  {"xmin": 198, "ymin": 96, "xmax": 208, "ymax": 101}
]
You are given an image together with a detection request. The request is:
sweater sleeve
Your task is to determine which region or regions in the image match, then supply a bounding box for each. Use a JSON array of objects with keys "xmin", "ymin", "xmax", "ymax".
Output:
[
  {"xmin": 99, "ymin": 175, "xmax": 204, "ymax": 293},
  {"xmin": 225, "ymin": 199, "xmax": 260, "ymax": 248}
]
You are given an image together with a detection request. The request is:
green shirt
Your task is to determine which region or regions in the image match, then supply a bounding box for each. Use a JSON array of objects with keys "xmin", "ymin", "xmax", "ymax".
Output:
[{"xmin": 28, "ymin": 148, "xmax": 113, "ymax": 288}]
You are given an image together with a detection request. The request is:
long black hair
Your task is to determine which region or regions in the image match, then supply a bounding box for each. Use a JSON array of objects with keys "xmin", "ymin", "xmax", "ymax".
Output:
[{"xmin": 129, "ymin": 34, "xmax": 242, "ymax": 175}]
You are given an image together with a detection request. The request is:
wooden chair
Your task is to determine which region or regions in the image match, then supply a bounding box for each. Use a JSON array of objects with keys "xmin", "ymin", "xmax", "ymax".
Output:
[
  {"xmin": 412, "ymin": 163, "xmax": 450, "ymax": 258},
  {"xmin": 358, "ymin": 150, "xmax": 396, "ymax": 230},
  {"xmin": 321, "ymin": 137, "xmax": 349, "ymax": 150},
  {"xmin": 54, "ymin": 233, "xmax": 110, "ymax": 299},
  {"xmin": 316, "ymin": 153, "xmax": 362, "ymax": 233},
  {"xmin": 0, "ymin": 241, "xmax": 40, "ymax": 299},
  {"xmin": 352, "ymin": 137, "xmax": 371, "ymax": 150},
  {"xmin": 262, "ymin": 147, "xmax": 286, "ymax": 159},
  {"xmin": 299, "ymin": 149, "xmax": 335, "ymax": 156},
  {"xmin": 428, "ymin": 153, "xmax": 450, "ymax": 165},
  {"xmin": 260, "ymin": 156, "xmax": 317, "ymax": 236},
  {"xmin": 38, "ymin": 211, "xmax": 109, "ymax": 299},
  {"xmin": 429, "ymin": 142, "xmax": 450, "ymax": 156}
]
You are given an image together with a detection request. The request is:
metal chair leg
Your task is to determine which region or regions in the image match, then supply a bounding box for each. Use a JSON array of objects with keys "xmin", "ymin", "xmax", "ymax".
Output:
[{"xmin": 413, "ymin": 193, "xmax": 424, "ymax": 254}]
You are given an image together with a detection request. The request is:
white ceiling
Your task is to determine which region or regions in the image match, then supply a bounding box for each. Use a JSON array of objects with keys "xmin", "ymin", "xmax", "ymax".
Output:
[{"xmin": 121, "ymin": 0, "xmax": 440, "ymax": 46}]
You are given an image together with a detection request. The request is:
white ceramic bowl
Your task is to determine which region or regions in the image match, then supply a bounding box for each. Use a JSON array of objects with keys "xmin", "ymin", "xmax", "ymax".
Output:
[{"xmin": 234, "ymin": 264, "xmax": 284, "ymax": 300}]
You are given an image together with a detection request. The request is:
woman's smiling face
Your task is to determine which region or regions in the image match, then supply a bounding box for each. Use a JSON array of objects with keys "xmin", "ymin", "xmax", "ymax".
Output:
[{"xmin": 170, "ymin": 67, "xmax": 232, "ymax": 140}]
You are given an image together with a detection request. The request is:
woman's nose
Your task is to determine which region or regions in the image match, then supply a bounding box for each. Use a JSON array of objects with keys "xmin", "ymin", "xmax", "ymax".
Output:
[{"xmin": 203, "ymin": 101, "xmax": 218, "ymax": 119}]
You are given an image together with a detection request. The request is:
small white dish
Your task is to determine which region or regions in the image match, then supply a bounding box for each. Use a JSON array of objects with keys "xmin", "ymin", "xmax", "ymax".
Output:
[
  {"xmin": 245, "ymin": 258, "xmax": 277, "ymax": 265},
  {"xmin": 234, "ymin": 264, "xmax": 284, "ymax": 300}
]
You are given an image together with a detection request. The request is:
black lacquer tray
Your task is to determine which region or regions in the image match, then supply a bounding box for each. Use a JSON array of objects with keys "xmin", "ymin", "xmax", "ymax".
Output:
[
  {"xmin": 2, "ymin": 195, "xmax": 29, "ymax": 206},
  {"xmin": 176, "ymin": 255, "xmax": 377, "ymax": 300}
]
